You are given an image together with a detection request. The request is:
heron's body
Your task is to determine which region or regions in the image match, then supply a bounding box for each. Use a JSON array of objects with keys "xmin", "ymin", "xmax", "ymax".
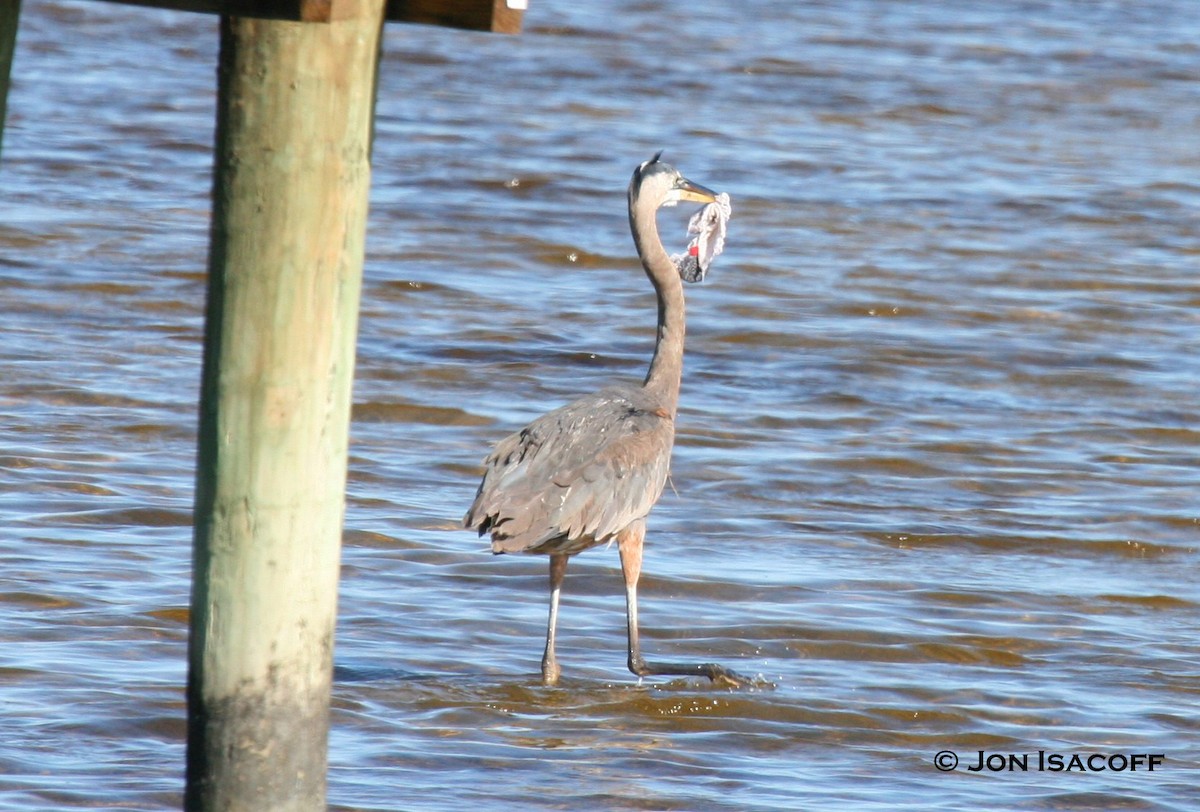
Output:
[
  {"xmin": 470, "ymin": 385, "xmax": 673, "ymax": 556},
  {"xmin": 465, "ymin": 154, "xmax": 748, "ymax": 687}
]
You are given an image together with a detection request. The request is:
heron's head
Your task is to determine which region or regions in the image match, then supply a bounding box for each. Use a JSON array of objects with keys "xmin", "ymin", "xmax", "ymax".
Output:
[{"xmin": 629, "ymin": 151, "xmax": 719, "ymax": 211}]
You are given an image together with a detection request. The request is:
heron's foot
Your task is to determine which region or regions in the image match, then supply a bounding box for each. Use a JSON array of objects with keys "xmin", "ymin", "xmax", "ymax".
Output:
[
  {"xmin": 702, "ymin": 663, "xmax": 766, "ymax": 690},
  {"xmin": 629, "ymin": 655, "xmax": 766, "ymax": 690}
]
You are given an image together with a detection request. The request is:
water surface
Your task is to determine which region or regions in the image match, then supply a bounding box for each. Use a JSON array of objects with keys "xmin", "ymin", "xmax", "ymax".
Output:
[{"xmin": 2, "ymin": 1, "xmax": 1199, "ymax": 809}]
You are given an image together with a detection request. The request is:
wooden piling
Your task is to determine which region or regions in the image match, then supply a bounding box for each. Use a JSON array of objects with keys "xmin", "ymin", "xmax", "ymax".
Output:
[
  {"xmin": 0, "ymin": 0, "xmax": 19, "ymax": 160},
  {"xmin": 185, "ymin": 6, "xmax": 384, "ymax": 811}
]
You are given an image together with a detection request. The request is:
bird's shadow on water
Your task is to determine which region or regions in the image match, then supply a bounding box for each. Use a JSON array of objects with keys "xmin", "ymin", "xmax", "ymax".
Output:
[{"xmin": 332, "ymin": 663, "xmax": 785, "ymax": 745}]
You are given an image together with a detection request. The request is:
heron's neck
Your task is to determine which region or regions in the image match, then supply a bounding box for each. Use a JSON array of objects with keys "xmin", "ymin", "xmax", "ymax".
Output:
[{"xmin": 631, "ymin": 201, "xmax": 685, "ymax": 414}]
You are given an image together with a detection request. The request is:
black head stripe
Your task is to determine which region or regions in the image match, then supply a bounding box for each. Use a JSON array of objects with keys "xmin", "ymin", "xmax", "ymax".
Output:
[{"xmin": 636, "ymin": 150, "xmax": 665, "ymax": 178}]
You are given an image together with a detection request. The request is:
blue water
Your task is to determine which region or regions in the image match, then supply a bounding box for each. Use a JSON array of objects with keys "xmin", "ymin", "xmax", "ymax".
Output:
[{"xmin": 2, "ymin": 1, "xmax": 1198, "ymax": 809}]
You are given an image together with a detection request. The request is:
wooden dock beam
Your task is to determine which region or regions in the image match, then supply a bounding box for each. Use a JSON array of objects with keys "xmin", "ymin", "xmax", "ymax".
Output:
[
  {"xmin": 0, "ymin": 0, "xmax": 18, "ymax": 160},
  {"xmin": 93, "ymin": 0, "xmax": 524, "ymax": 31},
  {"xmin": 186, "ymin": 7, "xmax": 384, "ymax": 811}
]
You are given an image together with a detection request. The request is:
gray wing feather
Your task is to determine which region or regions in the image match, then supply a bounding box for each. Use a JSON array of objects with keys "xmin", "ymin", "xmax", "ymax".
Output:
[{"xmin": 464, "ymin": 386, "xmax": 673, "ymax": 554}]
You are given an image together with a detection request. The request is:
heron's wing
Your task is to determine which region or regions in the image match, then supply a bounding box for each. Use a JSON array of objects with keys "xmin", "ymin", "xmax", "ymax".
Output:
[{"xmin": 464, "ymin": 389, "xmax": 674, "ymax": 554}]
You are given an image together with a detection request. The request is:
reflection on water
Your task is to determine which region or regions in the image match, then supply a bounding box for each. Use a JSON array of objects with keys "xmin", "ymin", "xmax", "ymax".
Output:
[{"xmin": 2, "ymin": 0, "xmax": 1199, "ymax": 809}]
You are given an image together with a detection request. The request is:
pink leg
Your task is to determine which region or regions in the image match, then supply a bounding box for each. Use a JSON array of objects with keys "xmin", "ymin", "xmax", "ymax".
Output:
[
  {"xmin": 541, "ymin": 553, "xmax": 568, "ymax": 685},
  {"xmin": 617, "ymin": 521, "xmax": 753, "ymax": 687}
]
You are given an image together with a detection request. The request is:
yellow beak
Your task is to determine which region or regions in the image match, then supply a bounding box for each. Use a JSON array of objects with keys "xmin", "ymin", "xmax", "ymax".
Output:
[{"xmin": 675, "ymin": 177, "xmax": 719, "ymax": 204}]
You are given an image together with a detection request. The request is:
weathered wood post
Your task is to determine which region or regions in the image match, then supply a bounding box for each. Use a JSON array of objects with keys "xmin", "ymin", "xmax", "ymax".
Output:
[
  {"xmin": 186, "ymin": 5, "xmax": 384, "ymax": 810},
  {"xmin": 4, "ymin": 0, "xmax": 521, "ymax": 805},
  {"xmin": 0, "ymin": 0, "xmax": 19, "ymax": 159}
]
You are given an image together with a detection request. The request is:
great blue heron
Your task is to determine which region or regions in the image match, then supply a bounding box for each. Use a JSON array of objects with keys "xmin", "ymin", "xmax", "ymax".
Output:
[{"xmin": 465, "ymin": 153, "xmax": 751, "ymax": 687}]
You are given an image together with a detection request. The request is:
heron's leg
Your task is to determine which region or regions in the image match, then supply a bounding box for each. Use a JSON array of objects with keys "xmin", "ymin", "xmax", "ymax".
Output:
[
  {"xmin": 617, "ymin": 522, "xmax": 756, "ymax": 689},
  {"xmin": 616, "ymin": 521, "xmax": 648, "ymax": 675},
  {"xmin": 541, "ymin": 553, "xmax": 569, "ymax": 685}
]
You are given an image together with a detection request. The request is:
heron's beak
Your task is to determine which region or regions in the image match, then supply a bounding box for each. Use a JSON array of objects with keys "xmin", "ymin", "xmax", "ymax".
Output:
[{"xmin": 675, "ymin": 177, "xmax": 719, "ymax": 204}]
